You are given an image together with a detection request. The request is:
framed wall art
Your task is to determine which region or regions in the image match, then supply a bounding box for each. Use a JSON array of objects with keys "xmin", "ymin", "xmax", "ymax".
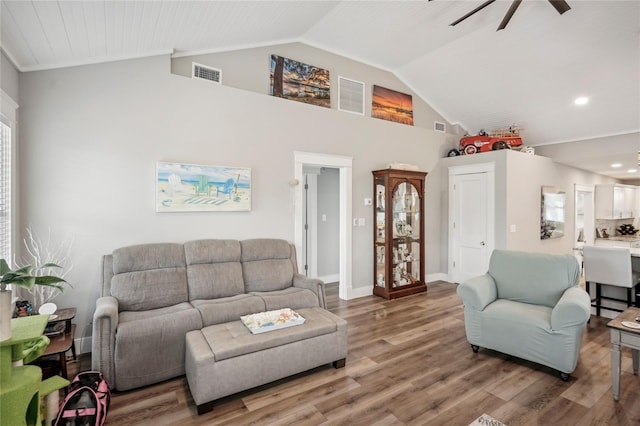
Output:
[
  {"xmin": 269, "ymin": 54, "xmax": 330, "ymax": 108},
  {"xmin": 371, "ymin": 85, "xmax": 414, "ymax": 126},
  {"xmin": 156, "ymin": 162, "xmax": 251, "ymax": 212},
  {"xmin": 540, "ymin": 185, "xmax": 565, "ymax": 239}
]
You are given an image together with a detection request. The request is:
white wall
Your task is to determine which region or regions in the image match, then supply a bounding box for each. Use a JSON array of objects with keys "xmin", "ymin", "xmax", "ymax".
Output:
[
  {"xmin": 505, "ymin": 151, "xmax": 617, "ymax": 254},
  {"xmin": 437, "ymin": 150, "xmax": 618, "ymax": 273},
  {"xmin": 171, "ymin": 42, "xmax": 459, "ymax": 135},
  {"xmin": 18, "ymin": 54, "xmax": 448, "ymax": 347},
  {"xmin": 1, "ymin": 51, "xmax": 19, "ymax": 101}
]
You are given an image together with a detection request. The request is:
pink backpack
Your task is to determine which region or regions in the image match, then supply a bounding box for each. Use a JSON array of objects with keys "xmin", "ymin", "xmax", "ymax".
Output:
[{"xmin": 54, "ymin": 371, "xmax": 111, "ymax": 426}]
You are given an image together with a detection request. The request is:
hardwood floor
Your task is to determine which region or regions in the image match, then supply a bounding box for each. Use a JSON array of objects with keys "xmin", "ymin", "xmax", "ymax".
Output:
[{"xmin": 71, "ymin": 281, "xmax": 640, "ymax": 425}]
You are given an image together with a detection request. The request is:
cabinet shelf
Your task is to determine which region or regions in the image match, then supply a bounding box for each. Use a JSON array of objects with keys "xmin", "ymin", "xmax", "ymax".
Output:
[{"xmin": 372, "ymin": 168, "xmax": 427, "ymax": 299}]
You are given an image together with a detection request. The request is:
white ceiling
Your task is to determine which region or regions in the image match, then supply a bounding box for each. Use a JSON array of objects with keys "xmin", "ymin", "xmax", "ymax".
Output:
[{"xmin": 1, "ymin": 0, "xmax": 639, "ymax": 180}]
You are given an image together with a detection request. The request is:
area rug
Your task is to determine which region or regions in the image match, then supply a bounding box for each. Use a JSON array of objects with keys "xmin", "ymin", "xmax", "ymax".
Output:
[{"xmin": 469, "ymin": 413, "xmax": 507, "ymax": 426}]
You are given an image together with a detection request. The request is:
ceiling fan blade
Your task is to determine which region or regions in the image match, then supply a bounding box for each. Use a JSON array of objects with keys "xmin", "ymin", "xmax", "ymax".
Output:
[
  {"xmin": 497, "ymin": 0, "xmax": 523, "ymax": 31},
  {"xmin": 548, "ymin": 0, "xmax": 571, "ymax": 15},
  {"xmin": 450, "ymin": 0, "xmax": 497, "ymax": 26}
]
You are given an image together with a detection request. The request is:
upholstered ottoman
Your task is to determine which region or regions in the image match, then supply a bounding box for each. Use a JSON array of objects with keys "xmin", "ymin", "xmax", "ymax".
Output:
[{"xmin": 185, "ymin": 307, "xmax": 347, "ymax": 414}]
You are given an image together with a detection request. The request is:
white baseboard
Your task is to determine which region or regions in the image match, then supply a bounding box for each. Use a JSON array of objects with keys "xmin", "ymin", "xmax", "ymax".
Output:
[
  {"xmin": 427, "ymin": 272, "xmax": 450, "ymax": 283},
  {"xmin": 75, "ymin": 336, "xmax": 92, "ymax": 355},
  {"xmin": 318, "ymin": 273, "xmax": 340, "ymax": 284},
  {"xmin": 345, "ymin": 285, "xmax": 371, "ymax": 300}
]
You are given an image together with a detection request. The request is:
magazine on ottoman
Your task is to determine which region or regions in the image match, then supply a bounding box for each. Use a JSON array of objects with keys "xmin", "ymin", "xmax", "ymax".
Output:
[{"xmin": 240, "ymin": 308, "xmax": 306, "ymax": 334}]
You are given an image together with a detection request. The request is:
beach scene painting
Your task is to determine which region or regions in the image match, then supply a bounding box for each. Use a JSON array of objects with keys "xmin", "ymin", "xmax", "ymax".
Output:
[
  {"xmin": 156, "ymin": 162, "xmax": 251, "ymax": 212},
  {"xmin": 371, "ymin": 85, "xmax": 414, "ymax": 126},
  {"xmin": 269, "ymin": 54, "xmax": 330, "ymax": 108}
]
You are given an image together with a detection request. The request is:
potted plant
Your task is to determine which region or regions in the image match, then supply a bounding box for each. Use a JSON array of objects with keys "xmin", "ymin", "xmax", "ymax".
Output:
[{"xmin": 0, "ymin": 258, "xmax": 67, "ymax": 341}]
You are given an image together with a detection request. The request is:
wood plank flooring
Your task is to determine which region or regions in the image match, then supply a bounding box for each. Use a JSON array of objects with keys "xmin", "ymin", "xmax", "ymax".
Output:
[{"xmin": 70, "ymin": 281, "xmax": 640, "ymax": 425}]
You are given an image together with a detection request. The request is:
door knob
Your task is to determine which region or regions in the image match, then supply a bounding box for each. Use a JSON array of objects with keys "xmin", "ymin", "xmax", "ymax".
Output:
[{"xmin": 480, "ymin": 241, "xmax": 485, "ymax": 246}]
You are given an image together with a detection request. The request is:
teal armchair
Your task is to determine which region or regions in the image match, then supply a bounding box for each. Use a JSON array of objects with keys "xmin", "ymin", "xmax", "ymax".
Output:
[{"xmin": 456, "ymin": 250, "xmax": 591, "ymax": 380}]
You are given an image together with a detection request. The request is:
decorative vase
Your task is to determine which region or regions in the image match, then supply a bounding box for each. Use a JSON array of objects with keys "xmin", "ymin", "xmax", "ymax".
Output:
[{"xmin": 0, "ymin": 290, "xmax": 13, "ymax": 341}]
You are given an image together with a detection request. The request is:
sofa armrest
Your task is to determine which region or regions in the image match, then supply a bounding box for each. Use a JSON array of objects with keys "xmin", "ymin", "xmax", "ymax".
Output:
[
  {"xmin": 456, "ymin": 274, "xmax": 497, "ymax": 311},
  {"xmin": 91, "ymin": 295, "xmax": 119, "ymax": 389},
  {"xmin": 293, "ymin": 273, "xmax": 327, "ymax": 309},
  {"xmin": 551, "ymin": 286, "xmax": 591, "ymax": 330}
]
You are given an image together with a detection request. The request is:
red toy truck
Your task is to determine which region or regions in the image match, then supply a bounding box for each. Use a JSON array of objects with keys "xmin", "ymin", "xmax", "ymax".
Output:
[{"xmin": 451, "ymin": 126, "xmax": 524, "ymax": 156}]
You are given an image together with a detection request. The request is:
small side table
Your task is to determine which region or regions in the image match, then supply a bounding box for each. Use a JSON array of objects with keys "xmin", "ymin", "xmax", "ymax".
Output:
[
  {"xmin": 607, "ymin": 307, "xmax": 640, "ymax": 401},
  {"xmin": 41, "ymin": 307, "xmax": 76, "ymax": 379}
]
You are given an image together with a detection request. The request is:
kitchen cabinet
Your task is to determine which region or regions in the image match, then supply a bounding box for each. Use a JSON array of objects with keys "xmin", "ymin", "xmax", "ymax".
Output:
[{"xmin": 595, "ymin": 184, "xmax": 637, "ymax": 219}]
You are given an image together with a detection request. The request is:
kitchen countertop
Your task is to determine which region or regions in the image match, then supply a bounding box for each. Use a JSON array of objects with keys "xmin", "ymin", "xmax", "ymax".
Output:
[{"xmin": 597, "ymin": 236, "xmax": 640, "ymax": 242}]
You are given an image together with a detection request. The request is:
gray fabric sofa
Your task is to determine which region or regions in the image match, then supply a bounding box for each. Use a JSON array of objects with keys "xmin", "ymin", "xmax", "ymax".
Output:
[{"xmin": 91, "ymin": 238, "xmax": 327, "ymax": 391}]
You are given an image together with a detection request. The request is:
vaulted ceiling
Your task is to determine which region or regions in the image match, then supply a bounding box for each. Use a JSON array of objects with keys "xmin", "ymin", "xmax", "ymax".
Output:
[{"xmin": 1, "ymin": 1, "xmax": 638, "ymax": 180}]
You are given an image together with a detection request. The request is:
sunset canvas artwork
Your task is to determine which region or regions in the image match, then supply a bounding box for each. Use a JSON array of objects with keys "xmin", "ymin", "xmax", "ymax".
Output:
[
  {"xmin": 371, "ymin": 85, "xmax": 414, "ymax": 126},
  {"xmin": 269, "ymin": 55, "xmax": 330, "ymax": 108}
]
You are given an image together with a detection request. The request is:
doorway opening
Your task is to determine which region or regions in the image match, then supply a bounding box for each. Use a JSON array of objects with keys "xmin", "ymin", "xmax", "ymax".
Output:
[
  {"xmin": 294, "ymin": 152, "xmax": 353, "ymax": 300},
  {"xmin": 302, "ymin": 166, "xmax": 340, "ymax": 283}
]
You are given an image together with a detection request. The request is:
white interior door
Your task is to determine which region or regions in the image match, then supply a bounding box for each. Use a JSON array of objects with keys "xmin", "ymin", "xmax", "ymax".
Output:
[{"xmin": 449, "ymin": 164, "xmax": 494, "ymax": 284}]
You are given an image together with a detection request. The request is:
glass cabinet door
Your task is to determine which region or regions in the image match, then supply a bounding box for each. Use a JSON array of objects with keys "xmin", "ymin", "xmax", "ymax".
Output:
[
  {"xmin": 375, "ymin": 177, "xmax": 386, "ymax": 288},
  {"xmin": 391, "ymin": 182, "xmax": 420, "ymax": 287}
]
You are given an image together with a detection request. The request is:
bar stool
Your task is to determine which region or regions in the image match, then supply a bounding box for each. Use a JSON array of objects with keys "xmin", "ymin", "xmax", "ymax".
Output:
[{"xmin": 583, "ymin": 245, "xmax": 640, "ymax": 316}]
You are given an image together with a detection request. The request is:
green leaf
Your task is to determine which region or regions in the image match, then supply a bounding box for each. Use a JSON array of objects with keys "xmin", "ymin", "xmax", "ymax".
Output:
[
  {"xmin": 0, "ymin": 259, "xmax": 9, "ymax": 275},
  {"xmin": 0, "ymin": 258, "xmax": 68, "ymax": 291}
]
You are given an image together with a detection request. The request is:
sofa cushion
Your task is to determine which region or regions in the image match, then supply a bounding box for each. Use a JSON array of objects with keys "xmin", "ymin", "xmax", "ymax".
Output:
[
  {"xmin": 191, "ymin": 294, "xmax": 266, "ymax": 327},
  {"xmin": 489, "ymin": 250, "xmax": 580, "ymax": 308},
  {"xmin": 112, "ymin": 243, "xmax": 186, "ymax": 274},
  {"xmin": 111, "ymin": 243, "xmax": 188, "ymax": 311},
  {"xmin": 185, "ymin": 240, "xmax": 244, "ymax": 299},
  {"xmin": 241, "ymin": 239, "xmax": 294, "ymax": 292},
  {"xmin": 250, "ymin": 288, "xmax": 319, "ymax": 311},
  {"xmin": 116, "ymin": 302, "xmax": 202, "ymax": 390}
]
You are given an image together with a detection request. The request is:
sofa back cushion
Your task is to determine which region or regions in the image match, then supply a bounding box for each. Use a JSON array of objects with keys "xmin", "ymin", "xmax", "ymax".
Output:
[
  {"xmin": 111, "ymin": 243, "xmax": 188, "ymax": 311},
  {"xmin": 184, "ymin": 239, "xmax": 244, "ymax": 300},
  {"xmin": 241, "ymin": 239, "xmax": 294, "ymax": 292},
  {"xmin": 489, "ymin": 249, "xmax": 580, "ymax": 308}
]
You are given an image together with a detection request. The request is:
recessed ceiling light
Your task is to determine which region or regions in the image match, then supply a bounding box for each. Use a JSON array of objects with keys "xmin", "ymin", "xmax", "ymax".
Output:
[
  {"xmin": 628, "ymin": 169, "xmax": 638, "ymax": 173},
  {"xmin": 574, "ymin": 97, "xmax": 589, "ymax": 106},
  {"xmin": 611, "ymin": 163, "xmax": 622, "ymax": 168}
]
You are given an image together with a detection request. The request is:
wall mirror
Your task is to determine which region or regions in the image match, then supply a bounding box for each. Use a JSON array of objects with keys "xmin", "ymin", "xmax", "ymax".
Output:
[{"xmin": 541, "ymin": 186, "xmax": 565, "ymax": 240}]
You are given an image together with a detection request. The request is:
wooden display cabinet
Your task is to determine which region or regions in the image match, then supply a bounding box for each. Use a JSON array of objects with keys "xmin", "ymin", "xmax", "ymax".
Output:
[{"xmin": 373, "ymin": 168, "xmax": 427, "ymax": 299}]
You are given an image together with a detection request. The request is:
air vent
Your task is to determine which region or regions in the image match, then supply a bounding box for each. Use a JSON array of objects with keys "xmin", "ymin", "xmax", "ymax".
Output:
[
  {"xmin": 338, "ymin": 76, "xmax": 365, "ymax": 116},
  {"xmin": 192, "ymin": 62, "xmax": 222, "ymax": 84},
  {"xmin": 434, "ymin": 121, "xmax": 446, "ymax": 133}
]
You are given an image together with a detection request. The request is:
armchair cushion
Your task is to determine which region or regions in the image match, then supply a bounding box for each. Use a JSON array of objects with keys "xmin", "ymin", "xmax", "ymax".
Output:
[
  {"xmin": 455, "ymin": 273, "xmax": 497, "ymax": 311},
  {"xmin": 551, "ymin": 286, "xmax": 591, "ymax": 330},
  {"xmin": 489, "ymin": 250, "xmax": 580, "ymax": 308}
]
